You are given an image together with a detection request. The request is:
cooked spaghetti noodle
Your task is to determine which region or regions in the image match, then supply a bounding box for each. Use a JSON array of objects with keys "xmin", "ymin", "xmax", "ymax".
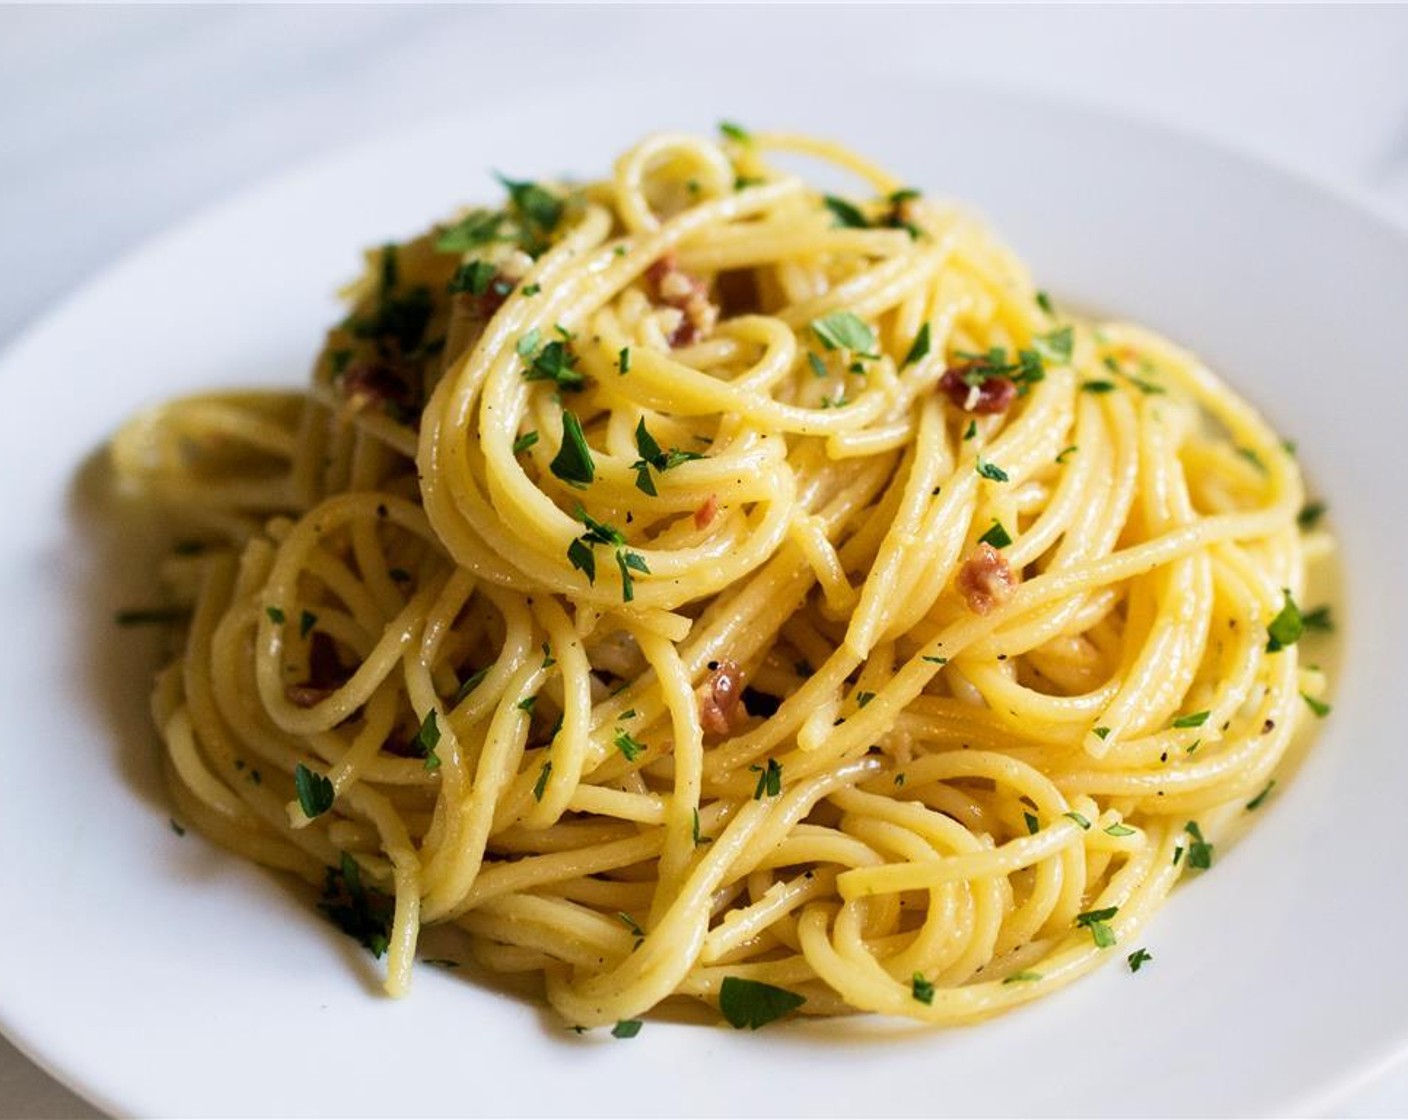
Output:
[{"xmin": 111, "ymin": 128, "xmax": 1333, "ymax": 1029}]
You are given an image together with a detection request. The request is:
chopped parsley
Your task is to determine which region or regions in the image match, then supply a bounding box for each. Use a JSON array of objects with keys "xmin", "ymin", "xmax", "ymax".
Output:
[
  {"xmin": 454, "ymin": 666, "xmax": 490, "ymax": 703},
  {"xmin": 1064, "ymin": 811, "xmax": 1092, "ymax": 830},
  {"xmin": 1265, "ymin": 589, "xmax": 1304, "ymax": 652},
  {"xmin": 1083, "ymin": 380, "xmax": 1117, "ymax": 394},
  {"xmin": 169, "ymin": 818, "xmax": 186, "ymax": 837},
  {"xmin": 616, "ymin": 548, "xmax": 650, "ymax": 602},
  {"xmin": 1104, "ymin": 822, "xmax": 1136, "ymax": 837},
  {"xmin": 911, "ymin": 972, "xmax": 936, "ymax": 1005},
  {"xmin": 978, "ymin": 520, "xmax": 1012, "ymax": 549},
  {"xmin": 1093, "ymin": 726, "xmax": 1111, "ymax": 740},
  {"xmin": 975, "ymin": 457, "xmax": 1009, "ymax": 482},
  {"xmin": 1076, "ymin": 906, "xmax": 1118, "ymax": 948},
  {"xmin": 692, "ymin": 807, "xmax": 710, "ymax": 846},
  {"xmin": 806, "ymin": 351, "xmax": 828, "ymax": 378},
  {"xmin": 631, "ymin": 417, "xmax": 705, "ymax": 496},
  {"xmin": 718, "ymin": 120, "xmax": 752, "ymax": 144},
  {"xmin": 823, "ymin": 195, "xmax": 869, "ymax": 229},
  {"xmin": 299, "ymin": 610, "xmax": 317, "ymax": 639},
  {"xmin": 1237, "ymin": 446, "xmax": 1267, "ymax": 473},
  {"xmin": 523, "ymin": 337, "xmax": 585, "ymax": 390},
  {"xmin": 1183, "ymin": 821, "xmax": 1214, "ymax": 869},
  {"xmin": 532, "ymin": 760, "xmax": 553, "ymax": 801},
  {"xmin": 1301, "ymin": 605, "xmax": 1333, "ymax": 633},
  {"xmin": 921, "ymin": 655, "xmax": 948, "ymax": 665},
  {"xmin": 1055, "ymin": 444, "xmax": 1079, "ymax": 464},
  {"xmin": 718, "ymin": 976, "xmax": 805, "ymax": 1029},
  {"xmin": 512, "ymin": 430, "xmax": 539, "ymax": 455},
  {"xmin": 1245, "ymin": 780, "xmax": 1277, "ymax": 811},
  {"xmin": 751, "ymin": 758, "xmax": 783, "ymax": 799},
  {"xmin": 611, "ymin": 1019, "xmax": 643, "ymax": 1039},
  {"xmin": 266, "ymin": 605, "xmax": 286, "ymax": 625},
  {"xmin": 495, "ymin": 173, "xmax": 565, "ymax": 256},
  {"xmin": 1033, "ymin": 326, "xmax": 1074, "ymax": 364},
  {"xmin": 1003, "ymin": 970, "xmax": 1043, "ymax": 984},
  {"xmin": 1036, "ymin": 290, "xmax": 1055, "ymax": 315},
  {"xmin": 411, "ymin": 710, "xmax": 442, "ymax": 772},
  {"xmin": 319, "ymin": 852, "xmax": 393, "ymax": 958},
  {"xmin": 618, "ymin": 346, "xmax": 631, "ymax": 375},
  {"xmin": 614, "ymin": 728, "xmax": 645, "ymax": 762},
  {"xmin": 856, "ymin": 691, "xmax": 875, "ymax": 708},
  {"xmin": 1024, "ymin": 811, "xmax": 1039, "ymax": 835},
  {"xmin": 1127, "ymin": 947, "xmax": 1153, "ymax": 973},
  {"xmin": 1301, "ymin": 691, "xmax": 1332, "ymax": 718},
  {"xmin": 903, "ymin": 322, "xmax": 932, "ymax": 368},
  {"xmin": 549, "ymin": 410, "xmax": 595, "ymax": 488},
  {"xmin": 517, "ymin": 694, "xmax": 538, "ymax": 714},
  {"xmin": 811, "ymin": 310, "xmax": 877, "ymax": 357},
  {"xmin": 294, "ymin": 763, "xmax": 334, "ymax": 818},
  {"xmin": 448, "ymin": 259, "xmax": 497, "ymax": 296},
  {"xmin": 1172, "ymin": 710, "xmax": 1211, "ymax": 729},
  {"xmin": 1297, "ymin": 501, "xmax": 1326, "ymax": 530}
]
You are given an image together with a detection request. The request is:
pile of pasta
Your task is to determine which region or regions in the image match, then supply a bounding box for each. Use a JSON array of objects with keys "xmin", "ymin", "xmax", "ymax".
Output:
[{"xmin": 112, "ymin": 128, "xmax": 1332, "ymax": 1030}]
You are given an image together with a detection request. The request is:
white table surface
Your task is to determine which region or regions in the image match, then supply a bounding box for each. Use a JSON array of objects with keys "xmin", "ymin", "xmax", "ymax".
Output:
[{"xmin": 2, "ymin": 6, "xmax": 1405, "ymax": 1117}]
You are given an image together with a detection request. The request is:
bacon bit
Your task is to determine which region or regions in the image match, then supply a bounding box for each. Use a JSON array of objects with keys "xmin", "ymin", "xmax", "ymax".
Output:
[
  {"xmin": 694, "ymin": 493, "xmax": 719, "ymax": 530},
  {"xmin": 939, "ymin": 364, "xmax": 1017, "ymax": 415},
  {"xmin": 286, "ymin": 632, "xmax": 348, "ymax": 707},
  {"xmin": 338, "ymin": 360, "xmax": 417, "ymax": 416},
  {"xmin": 647, "ymin": 253, "xmax": 718, "ymax": 346},
  {"xmin": 956, "ymin": 542, "xmax": 1016, "ymax": 615},
  {"xmin": 698, "ymin": 658, "xmax": 744, "ymax": 735},
  {"xmin": 285, "ymin": 685, "xmax": 334, "ymax": 708}
]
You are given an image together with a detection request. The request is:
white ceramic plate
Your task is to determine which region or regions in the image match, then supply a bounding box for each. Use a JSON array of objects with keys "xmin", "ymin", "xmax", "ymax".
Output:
[{"xmin": 1, "ymin": 77, "xmax": 1404, "ymax": 1118}]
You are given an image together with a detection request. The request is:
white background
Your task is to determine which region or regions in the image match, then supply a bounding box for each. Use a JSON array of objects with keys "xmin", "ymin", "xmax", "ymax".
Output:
[{"xmin": 1, "ymin": 6, "xmax": 1405, "ymax": 1117}]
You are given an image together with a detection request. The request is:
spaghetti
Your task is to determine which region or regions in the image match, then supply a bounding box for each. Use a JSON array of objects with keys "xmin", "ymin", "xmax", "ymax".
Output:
[{"xmin": 112, "ymin": 128, "xmax": 1333, "ymax": 1030}]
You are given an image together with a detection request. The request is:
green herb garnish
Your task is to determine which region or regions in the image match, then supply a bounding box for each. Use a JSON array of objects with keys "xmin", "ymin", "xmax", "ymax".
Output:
[
  {"xmin": 294, "ymin": 763, "xmax": 334, "ymax": 818},
  {"xmin": 978, "ymin": 520, "xmax": 1012, "ymax": 549},
  {"xmin": 1265, "ymin": 589, "xmax": 1304, "ymax": 652},
  {"xmin": 811, "ymin": 310, "xmax": 877, "ymax": 357},
  {"xmin": 718, "ymin": 976, "xmax": 805, "ymax": 1029},
  {"xmin": 549, "ymin": 410, "xmax": 595, "ymax": 488}
]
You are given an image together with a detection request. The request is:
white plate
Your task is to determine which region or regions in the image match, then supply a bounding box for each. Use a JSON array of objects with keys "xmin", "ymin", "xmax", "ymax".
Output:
[{"xmin": 1, "ymin": 76, "xmax": 1404, "ymax": 1118}]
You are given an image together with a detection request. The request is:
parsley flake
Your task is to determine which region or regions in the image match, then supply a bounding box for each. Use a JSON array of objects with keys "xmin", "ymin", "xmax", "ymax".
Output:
[
  {"xmin": 614, "ymin": 728, "xmax": 645, "ymax": 762},
  {"xmin": 1245, "ymin": 780, "xmax": 1277, "ymax": 811},
  {"xmin": 1266, "ymin": 590, "xmax": 1304, "ymax": 652},
  {"xmin": 294, "ymin": 763, "xmax": 334, "ymax": 818},
  {"xmin": 512, "ymin": 430, "xmax": 539, "ymax": 455},
  {"xmin": 978, "ymin": 520, "xmax": 1012, "ymax": 549},
  {"xmin": 718, "ymin": 976, "xmax": 805, "ymax": 1029},
  {"xmin": 1183, "ymin": 821, "xmax": 1214, "ymax": 869},
  {"xmin": 976, "ymin": 458, "xmax": 1009, "ymax": 482},
  {"xmin": 911, "ymin": 972, "xmax": 936, "ymax": 1005},
  {"xmin": 903, "ymin": 322, "xmax": 932, "ymax": 368},
  {"xmin": 811, "ymin": 310, "xmax": 877, "ymax": 357},
  {"xmin": 532, "ymin": 760, "xmax": 553, "ymax": 801},
  {"xmin": 550, "ymin": 410, "xmax": 595, "ymax": 488},
  {"xmin": 412, "ymin": 710, "xmax": 442, "ymax": 772},
  {"xmin": 751, "ymin": 758, "xmax": 783, "ymax": 799},
  {"xmin": 1076, "ymin": 906, "xmax": 1119, "ymax": 948},
  {"xmin": 823, "ymin": 195, "xmax": 869, "ymax": 229},
  {"xmin": 1172, "ymin": 710, "xmax": 1211, "ymax": 729},
  {"xmin": 1127, "ymin": 947, "xmax": 1153, "ymax": 973},
  {"xmin": 611, "ymin": 1019, "xmax": 643, "ymax": 1039},
  {"xmin": 1301, "ymin": 691, "xmax": 1331, "ymax": 718}
]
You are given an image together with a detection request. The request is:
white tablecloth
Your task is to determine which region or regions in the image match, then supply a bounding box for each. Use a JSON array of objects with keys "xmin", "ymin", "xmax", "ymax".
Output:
[{"xmin": 2, "ymin": 7, "xmax": 1404, "ymax": 1116}]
